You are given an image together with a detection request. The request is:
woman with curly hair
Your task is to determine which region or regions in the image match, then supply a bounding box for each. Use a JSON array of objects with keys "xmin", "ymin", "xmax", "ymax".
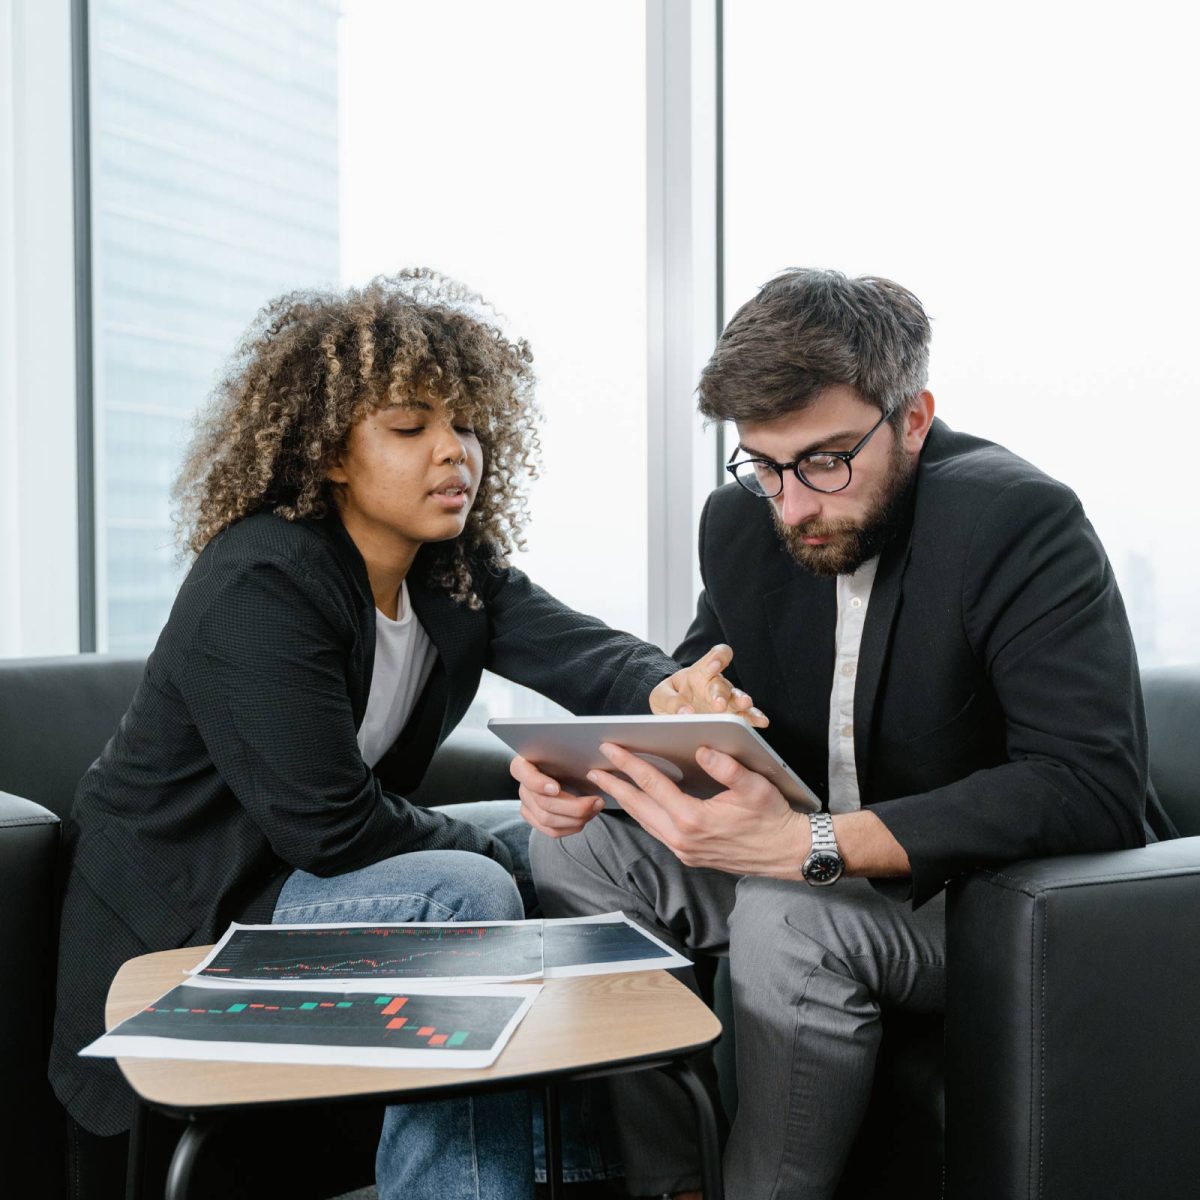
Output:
[{"xmin": 48, "ymin": 271, "xmax": 742, "ymax": 1198}]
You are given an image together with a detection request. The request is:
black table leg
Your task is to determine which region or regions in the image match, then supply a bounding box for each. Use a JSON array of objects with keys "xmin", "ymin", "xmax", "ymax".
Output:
[
  {"xmin": 164, "ymin": 1117, "xmax": 218, "ymax": 1200},
  {"xmin": 662, "ymin": 1060, "xmax": 724, "ymax": 1200},
  {"xmin": 542, "ymin": 1080, "xmax": 564, "ymax": 1199},
  {"xmin": 125, "ymin": 1102, "xmax": 148, "ymax": 1200}
]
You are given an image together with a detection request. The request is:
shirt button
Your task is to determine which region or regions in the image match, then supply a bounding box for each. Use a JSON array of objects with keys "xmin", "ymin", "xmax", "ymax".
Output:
[
  {"xmin": 841, "ymin": 662, "xmax": 855, "ymax": 677},
  {"xmin": 841, "ymin": 724, "xmax": 853, "ymax": 738},
  {"xmin": 849, "ymin": 596, "xmax": 863, "ymax": 609}
]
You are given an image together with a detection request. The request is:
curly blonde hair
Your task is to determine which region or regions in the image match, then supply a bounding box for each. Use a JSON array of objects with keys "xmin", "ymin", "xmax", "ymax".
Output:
[{"xmin": 173, "ymin": 269, "xmax": 540, "ymax": 606}]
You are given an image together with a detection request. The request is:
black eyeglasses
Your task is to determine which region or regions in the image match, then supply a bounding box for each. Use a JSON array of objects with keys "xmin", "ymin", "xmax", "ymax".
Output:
[{"xmin": 725, "ymin": 410, "xmax": 890, "ymax": 497}]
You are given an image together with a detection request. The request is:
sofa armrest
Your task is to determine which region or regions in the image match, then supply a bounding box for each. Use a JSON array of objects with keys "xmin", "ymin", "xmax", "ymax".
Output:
[
  {"xmin": 0, "ymin": 788, "xmax": 61, "ymax": 986},
  {"xmin": 945, "ymin": 837, "xmax": 1200, "ymax": 1200},
  {"xmin": 406, "ymin": 727, "xmax": 520, "ymax": 808},
  {"xmin": 0, "ymin": 792, "xmax": 63, "ymax": 1185}
]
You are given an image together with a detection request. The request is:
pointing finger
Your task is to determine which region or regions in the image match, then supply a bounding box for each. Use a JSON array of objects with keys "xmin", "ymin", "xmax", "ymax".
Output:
[{"xmin": 702, "ymin": 644, "xmax": 734, "ymax": 676}]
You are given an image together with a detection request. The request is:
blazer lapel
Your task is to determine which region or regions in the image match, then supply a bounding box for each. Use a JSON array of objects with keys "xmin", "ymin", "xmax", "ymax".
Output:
[
  {"xmin": 407, "ymin": 575, "xmax": 473, "ymax": 688},
  {"xmin": 763, "ymin": 572, "xmax": 837, "ymax": 796},
  {"xmin": 853, "ymin": 491, "xmax": 917, "ymax": 796}
]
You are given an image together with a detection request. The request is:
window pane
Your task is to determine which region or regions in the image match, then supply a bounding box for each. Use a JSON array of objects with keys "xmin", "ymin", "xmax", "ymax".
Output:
[
  {"xmin": 90, "ymin": 1, "xmax": 647, "ymax": 721},
  {"xmin": 724, "ymin": 0, "xmax": 1200, "ymax": 667},
  {"xmin": 90, "ymin": 0, "xmax": 340, "ymax": 653}
]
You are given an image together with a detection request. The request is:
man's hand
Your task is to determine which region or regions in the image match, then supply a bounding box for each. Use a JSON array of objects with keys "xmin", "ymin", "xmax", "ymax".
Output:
[
  {"xmin": 590, "ymin": 742, "xmax": 913, "ymax": 879},
  {"xmin": 650, "ymin": 643, "xmax": 769, "ymax": 728},
  {"xmin": 587, "ymin": 741, "xmax": 808, "ymax": 877},
  {"xmin": 515, "ymin": 642, "xmax": 767, "ymax": 841},
  {"xmin": 511, "ymin": 754, "xmax": 605, "ymax": 840}
]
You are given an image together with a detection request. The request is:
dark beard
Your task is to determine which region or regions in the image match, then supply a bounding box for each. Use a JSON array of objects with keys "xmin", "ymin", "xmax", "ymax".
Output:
[{"xmin": 772, "ymin": 440, "xmax": 916, "ymax": 576}]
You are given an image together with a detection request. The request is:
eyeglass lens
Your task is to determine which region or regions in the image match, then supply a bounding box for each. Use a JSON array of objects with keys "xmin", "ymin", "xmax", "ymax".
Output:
[{"xmin": 731, "ymin": 454, "xmax": 851, "ymax": 496}]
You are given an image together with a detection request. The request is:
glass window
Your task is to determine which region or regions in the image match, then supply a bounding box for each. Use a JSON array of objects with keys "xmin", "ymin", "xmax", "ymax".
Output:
[
  {"xmin": 90, "ymin": 0, "xmax": 341, "ymax": 654},
  {"xmin": 89, "ymin": 0, "xmax": 647, "ymax": 721},
  {"xmin": 724, "ymin": 0, "xmax": 1200, "ymax": 667}
]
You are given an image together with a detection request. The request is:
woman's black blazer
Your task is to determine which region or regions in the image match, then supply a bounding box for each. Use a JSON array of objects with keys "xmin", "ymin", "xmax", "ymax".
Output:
[{"xmin": 50, "ymin": 510, "xmax": 676, "ymax": 1134}]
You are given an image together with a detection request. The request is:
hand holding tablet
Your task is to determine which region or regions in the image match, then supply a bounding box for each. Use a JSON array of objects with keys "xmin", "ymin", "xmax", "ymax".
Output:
[{"xmin": 491, "ymin": 713, "xmax": 819, "ymax": 815}]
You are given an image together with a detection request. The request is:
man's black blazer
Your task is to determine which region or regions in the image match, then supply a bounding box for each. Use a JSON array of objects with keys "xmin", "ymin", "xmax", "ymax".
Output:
[
  {"xmin": 51, "ymin": 511, "xmax": 676, "ymax": 1135},
  {"xmin": 675, "ymin": 419, "xmax": 1153, "ymax": 905}
]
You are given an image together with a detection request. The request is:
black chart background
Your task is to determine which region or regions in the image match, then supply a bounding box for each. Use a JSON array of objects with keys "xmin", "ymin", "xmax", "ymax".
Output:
[
  {"xmin": 117, "ymin": 984, "xmax": 522, "ymax": 1049},
  {"xmin": 543, "ymin": 922, "xmax": 673, "ymax": 969}
]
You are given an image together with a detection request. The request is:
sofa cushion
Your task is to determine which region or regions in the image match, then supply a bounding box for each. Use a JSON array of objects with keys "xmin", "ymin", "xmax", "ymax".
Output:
[
  {"xmin": 1142, "ymin": 666, "xmax": 1200, "ymax": 836},
  {"xmin": 0, "ymin": 655, "xmax": 144, "ymax": 820}
]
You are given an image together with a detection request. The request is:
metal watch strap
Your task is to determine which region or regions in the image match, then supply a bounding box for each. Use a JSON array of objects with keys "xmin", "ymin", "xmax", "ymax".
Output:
[
  {"xmin": 802, "ymin": 811, "xmax": 844, "ymax": 886},
  {"xmin": 808, "ymin": 811, "xmax": 838, "ymax": 854}
]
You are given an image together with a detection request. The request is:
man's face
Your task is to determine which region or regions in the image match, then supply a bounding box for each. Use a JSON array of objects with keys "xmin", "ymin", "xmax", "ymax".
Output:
[{"xmin": 734, "ymin": 385, "xmax": 932, "ymax": 576}]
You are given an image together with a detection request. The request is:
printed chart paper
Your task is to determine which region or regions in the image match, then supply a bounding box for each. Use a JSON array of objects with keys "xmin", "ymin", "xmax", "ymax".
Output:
[
  {"xmin": 82, "ymin": 981, "xmax": 540, "ymax": 1069},
  {"xmin": 192, "ymin": 919, "xmax": 544, "ymax": 987},
  {"xmin": 542, "ymin": 913, "xmax": 691, "ymax": 977},
  {"xmin": 189, "ymin": 914, "xmax": 689, "ymax": 988}
]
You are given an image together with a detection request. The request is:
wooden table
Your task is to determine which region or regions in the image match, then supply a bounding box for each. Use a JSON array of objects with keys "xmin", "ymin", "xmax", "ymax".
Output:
[{"xmin": 108, "ymin": 946, "xmax": 725, "ymax": 1200}]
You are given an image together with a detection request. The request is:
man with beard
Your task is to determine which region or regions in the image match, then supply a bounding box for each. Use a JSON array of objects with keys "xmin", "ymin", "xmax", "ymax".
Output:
[{"xmin": 519, "ymin": 269, "xmax": 1153, "ymax": 1200}]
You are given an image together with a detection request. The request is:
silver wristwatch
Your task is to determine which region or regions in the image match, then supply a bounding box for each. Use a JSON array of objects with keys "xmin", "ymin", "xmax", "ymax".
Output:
[{"xmin": 801, "ymin": 812, "xmax": 844, "ymax": 886}]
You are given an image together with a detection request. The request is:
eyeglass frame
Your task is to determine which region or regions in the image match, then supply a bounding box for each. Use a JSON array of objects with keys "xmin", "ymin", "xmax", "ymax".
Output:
[{"xmin": 724, "ymin": 408, "xmax": 892, "ymax": 497}]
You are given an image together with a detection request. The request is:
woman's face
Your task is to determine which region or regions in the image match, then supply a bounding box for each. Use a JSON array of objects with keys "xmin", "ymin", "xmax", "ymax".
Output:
[{"xmin": 327, "ymin": 393, "xmax": 484, "ymax": 556}]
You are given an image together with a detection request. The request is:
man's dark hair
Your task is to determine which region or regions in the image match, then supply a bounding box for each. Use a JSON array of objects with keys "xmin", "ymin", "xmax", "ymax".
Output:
[{"xmin": 698, "ymin": 269, "xmax": 931, "ymax": 423}]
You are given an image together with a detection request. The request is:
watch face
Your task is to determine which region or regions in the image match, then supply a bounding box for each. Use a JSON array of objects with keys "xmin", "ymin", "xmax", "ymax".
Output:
[{"xmin": 804, "ymin": 851, "xmax": 844, "ymax": 886}]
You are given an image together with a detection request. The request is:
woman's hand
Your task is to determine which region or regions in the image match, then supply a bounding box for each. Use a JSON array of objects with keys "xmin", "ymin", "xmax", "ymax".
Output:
[
  {"xmin": 511, "ymin": 754, "xmax": 605, "ymax": 839},
  {"xmin": 650, "ymin": 643, "xmax": 769, "ymax": 728}
]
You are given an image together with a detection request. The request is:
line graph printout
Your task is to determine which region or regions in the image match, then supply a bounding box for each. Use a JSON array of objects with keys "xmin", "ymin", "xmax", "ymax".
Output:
[
  {"xmin": 543, "ymin": 913, "xmax": 691, "ymax": 977},
  {"xmin": 189, "ymin": 915, "xmax": 689, "ymax": 987},
  {"xmin": 81, "ymin": 981, "xmax": 540, "ymax": 1069},
  {"xmin": 192, "ymin": 921, "xmax": 544, "ymax": 986}
]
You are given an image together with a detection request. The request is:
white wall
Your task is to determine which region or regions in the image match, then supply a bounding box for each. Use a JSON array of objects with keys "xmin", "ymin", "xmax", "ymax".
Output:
[{"xmin": 0, "ymin": 0, "xmax": 80, "ymax": 656}]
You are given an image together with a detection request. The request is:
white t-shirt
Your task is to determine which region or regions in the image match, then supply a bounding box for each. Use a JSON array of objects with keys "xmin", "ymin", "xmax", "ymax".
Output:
[{"xmin": 356, "ymin": 581, "xmax": 438, "ymax": 768}]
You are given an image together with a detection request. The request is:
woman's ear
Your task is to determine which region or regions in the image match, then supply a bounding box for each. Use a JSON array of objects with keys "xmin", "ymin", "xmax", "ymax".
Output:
[{"xmin": 326, "ymin": 455, "xmax": 349, "ymax": 485}]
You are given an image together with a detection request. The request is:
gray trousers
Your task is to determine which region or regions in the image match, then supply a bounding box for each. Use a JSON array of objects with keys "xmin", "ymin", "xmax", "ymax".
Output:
[{"xmin": 529, "ymin": 813, "xmax": 946, "ymax": 1200}]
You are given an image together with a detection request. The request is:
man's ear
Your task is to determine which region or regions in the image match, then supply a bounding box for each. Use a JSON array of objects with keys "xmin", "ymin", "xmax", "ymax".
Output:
[{"xmin": 901, "ymin": 391, "xmax": 935, "ymax": 453}]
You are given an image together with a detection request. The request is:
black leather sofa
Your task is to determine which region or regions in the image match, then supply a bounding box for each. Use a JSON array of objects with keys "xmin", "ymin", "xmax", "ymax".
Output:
[{"xmin": 3, "ymin": 655, "xmax": 1199, "ymax": 1198}]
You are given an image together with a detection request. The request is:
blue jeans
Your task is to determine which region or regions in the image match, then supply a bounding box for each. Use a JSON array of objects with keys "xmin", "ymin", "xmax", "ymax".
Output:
[{"xmin": 273, "ymin": 799, "xmax": 621, "ymax": 1199}]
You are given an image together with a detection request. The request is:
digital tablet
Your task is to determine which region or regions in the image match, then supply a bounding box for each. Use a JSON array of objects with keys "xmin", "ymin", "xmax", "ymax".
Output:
[{"xmin": 487, "ymin": 713, "xmax": 820, "ymax": 813}]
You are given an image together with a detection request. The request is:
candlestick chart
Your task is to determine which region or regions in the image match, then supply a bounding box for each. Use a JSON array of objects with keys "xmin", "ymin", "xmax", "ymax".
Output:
[{"xmin": 116, "ymin": 983, "xmax": 522, "ymax": 1050}]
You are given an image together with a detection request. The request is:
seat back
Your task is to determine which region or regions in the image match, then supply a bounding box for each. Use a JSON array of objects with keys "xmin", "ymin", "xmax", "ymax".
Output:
[
  {"xmin": 0, "ymin": 655, "xmax": 145, "ymax": 819},
  {"xmin": 1142, "ymin": 665, "xmax": 1200, "ymax": 836}
]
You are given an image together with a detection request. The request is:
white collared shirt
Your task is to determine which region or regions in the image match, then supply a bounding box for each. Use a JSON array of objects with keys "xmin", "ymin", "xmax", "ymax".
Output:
[{"xmin": 826, "ymin": 556, "xmax": 879, "ymax": 813}]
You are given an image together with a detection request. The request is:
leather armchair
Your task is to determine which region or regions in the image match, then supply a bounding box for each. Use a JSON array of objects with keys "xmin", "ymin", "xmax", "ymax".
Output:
[
  {"xmin": 944, "ymin": 666, "xmax": 1200, "ymax": 1200},
  {"xmin": 0, "ymin": 655, "xmax": 149, "ymax": 1197}
]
